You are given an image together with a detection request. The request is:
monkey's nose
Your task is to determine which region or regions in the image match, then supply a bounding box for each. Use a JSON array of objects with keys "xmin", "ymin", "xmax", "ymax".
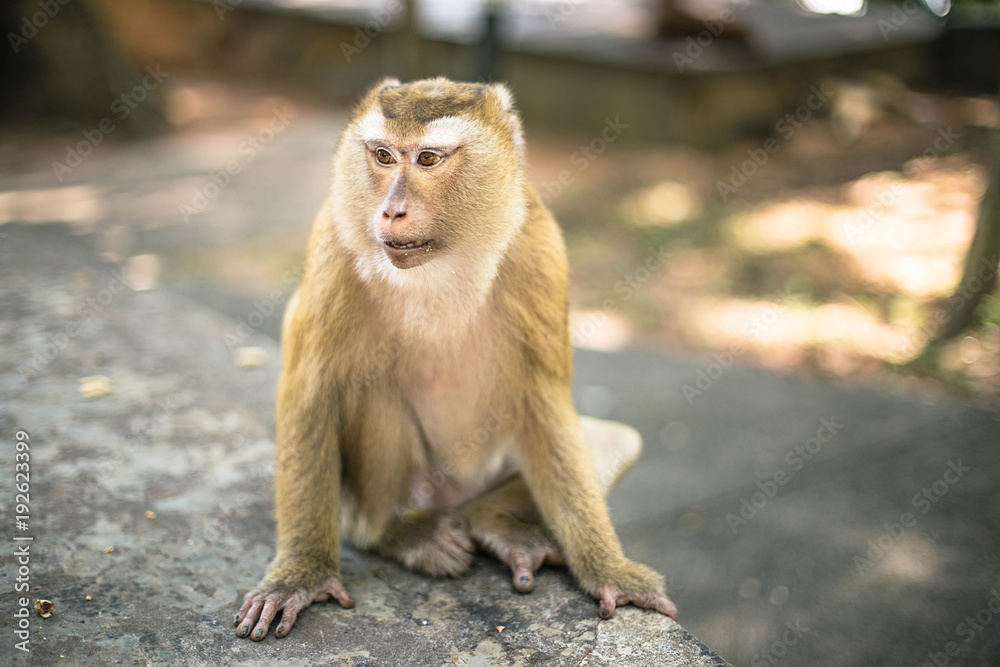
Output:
[{"xmin": 382, "ymin": 206, "xmax": 406, "ymax": 221}]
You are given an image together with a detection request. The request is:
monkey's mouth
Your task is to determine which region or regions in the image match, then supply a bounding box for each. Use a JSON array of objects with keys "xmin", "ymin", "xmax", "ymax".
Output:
[
  {"xmin": 381, "ymin": 238, "xmax": 435, "ymax": 269},
  {"xmin": 383, "ymin": 239, "xmax": 432, "ymax": 252}
]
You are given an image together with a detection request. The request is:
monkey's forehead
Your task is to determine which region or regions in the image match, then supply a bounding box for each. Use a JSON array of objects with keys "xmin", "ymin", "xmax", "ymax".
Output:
[
  {"xmin": 350, "ymin": 78, "xmax": 516, "ymax": 148},
  {"xmin": 376, "ymin": 79, "xmax": 488, "ymax": 125}
]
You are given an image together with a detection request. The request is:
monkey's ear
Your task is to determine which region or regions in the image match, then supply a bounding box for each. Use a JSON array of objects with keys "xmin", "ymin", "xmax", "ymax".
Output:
[
  {"xmin": 487, "ymin": 83, "xmax": 525, "ymax": 158},
  {"xmin": 489, "ymin": 83, "xmax": 515, "ymax": 113},
  {"xmin": 356, "ymin": 77, "xmax": 402, "ymax": 117},
  {"xmin": 373, "ymin": 77, "xmax": 402, "ymax": 93}
]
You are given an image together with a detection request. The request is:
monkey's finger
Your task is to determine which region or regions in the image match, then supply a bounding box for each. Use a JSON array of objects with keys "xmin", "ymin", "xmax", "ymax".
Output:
[
  {"xmin": 451, "ymin": 528, "xmax": 475, "ymax": 554},
  {"xmin": 598, "ymin": 587, "xmax": 617, "ymax": 619},
  {"xmin": 653, "ymin": 596, "xmax": 679, "ymax": 620},
  {"xmin": 611, "ymin": 591, "xmax": 679, "ymax": 621},
  {"xmin": 274, "ymin": 604, "xmax": 301, "ymax": 638},
  {"xmin": 509, "ymin": 549, "xmax": 539, "ymax": 593},
  {"xmin": 235, "ymin": 595, "xmax": 256, "ymax": 626},
  {"xmin": 237, "ymin": 598, "xmax": 264, "ymax": 637},
  {"xmin": 319, "ymin": 578, "xmax": 356, "ymax": 609},
  {"xmin": 250, "ymin": 598, "xmax": 280, "ymax": 641}
]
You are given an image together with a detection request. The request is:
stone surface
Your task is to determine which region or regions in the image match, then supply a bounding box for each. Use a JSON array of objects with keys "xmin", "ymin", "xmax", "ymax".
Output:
[
  {"xmin": 575, "ymin": 337, "xmax": 1000, "ymax": 667},
  {"xmin": 0, "ymin": 223, "xmax": 729, "ymax": 666}
]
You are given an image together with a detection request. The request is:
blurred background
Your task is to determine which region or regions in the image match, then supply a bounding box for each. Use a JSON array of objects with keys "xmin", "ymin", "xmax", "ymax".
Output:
[{"xmin": 2, "ymin": 0, "xmax": 998, "ymax": 664}]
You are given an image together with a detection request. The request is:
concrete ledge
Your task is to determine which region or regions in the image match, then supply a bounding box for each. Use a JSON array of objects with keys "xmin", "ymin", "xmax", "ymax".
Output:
[{"xmin": 0, "ymin": 223, "xmax": 730, "ymax": 666}]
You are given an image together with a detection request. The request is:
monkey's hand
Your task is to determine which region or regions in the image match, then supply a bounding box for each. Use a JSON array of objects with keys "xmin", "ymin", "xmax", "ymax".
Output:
[
  {"xmin": 586, "ymin": 559, "xmax": 678, "ymax": 621},
  {"xmin": 235, "ymin": 560, "xmax": 354, "ymax": 641}
]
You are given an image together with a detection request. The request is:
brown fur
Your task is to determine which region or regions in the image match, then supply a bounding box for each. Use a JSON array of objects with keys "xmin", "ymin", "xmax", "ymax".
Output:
[{"xmin": 234, "ymin": 78, "xmax": 677, "ymax": 642}]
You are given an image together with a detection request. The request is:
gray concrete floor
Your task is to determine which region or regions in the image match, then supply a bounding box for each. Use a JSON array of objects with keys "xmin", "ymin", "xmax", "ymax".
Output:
[
  {"xmin": 578, "ymin": 348, "xmax": 1000, "ymax": 667},
  {"xmin": 0, "ymin": 223, "xmax": 729, "ymax": 666},
  {"xmin": 3, "ymin": 105, "xmax": 999, "ymax": 666}
]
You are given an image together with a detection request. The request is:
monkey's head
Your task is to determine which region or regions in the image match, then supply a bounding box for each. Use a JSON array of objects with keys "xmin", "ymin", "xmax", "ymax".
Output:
[{"xmin": 331, "ymin": 77, "xmax": 528, "ymax": 281}]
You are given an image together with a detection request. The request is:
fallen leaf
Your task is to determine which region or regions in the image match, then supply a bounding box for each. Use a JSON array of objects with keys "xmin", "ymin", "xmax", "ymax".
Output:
[
  {"xmin": 234, "ymin": 346, "xmax": 269, "ymax": 369},
  {"xmin": 79, "ymin": 375, "xmax": 114, "ymax": 399},
  {"xmin": 34, "ymin": 599, "xmax": 53, "ymax": 619}
]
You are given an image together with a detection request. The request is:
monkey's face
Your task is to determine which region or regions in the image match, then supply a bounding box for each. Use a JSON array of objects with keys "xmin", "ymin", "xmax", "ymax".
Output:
[
  {"xmin": 332, "ymin": 78, "xmax": 528, "ymax": 277},
  {"xmin": 362, "ymin": 136, "xmax": 463, "ymax": 271}
]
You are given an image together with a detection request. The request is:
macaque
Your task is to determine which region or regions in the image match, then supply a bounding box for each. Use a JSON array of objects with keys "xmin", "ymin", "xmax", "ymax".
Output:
[{"xmin": 235, "ymin": 77, "xmax": 677, "ymax": 641}]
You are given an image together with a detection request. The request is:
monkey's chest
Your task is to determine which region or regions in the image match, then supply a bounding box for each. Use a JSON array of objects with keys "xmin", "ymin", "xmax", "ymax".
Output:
[{"xmin": 400, "ymin": 352, "xmax": 518, "ymax": 508}]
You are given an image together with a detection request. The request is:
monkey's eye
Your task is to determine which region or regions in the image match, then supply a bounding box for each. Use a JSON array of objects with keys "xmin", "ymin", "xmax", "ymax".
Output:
[
  {"xmin": 418, "ymin": 151, "xmax": 441, "ymax": 167},
  {"xmin": 375, "ymin": 148, "xmax": 394, "ymax": 165}
]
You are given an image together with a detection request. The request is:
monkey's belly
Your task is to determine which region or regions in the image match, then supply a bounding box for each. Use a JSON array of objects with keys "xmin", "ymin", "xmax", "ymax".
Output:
[{"xmin": 406, "ymin": 408, "xmax": 520, "ymax": 510}]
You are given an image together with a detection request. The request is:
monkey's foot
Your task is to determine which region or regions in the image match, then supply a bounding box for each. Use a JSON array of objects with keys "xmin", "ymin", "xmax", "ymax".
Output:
[
  {"xmin": 470, "ymin": 515, "xmax": 565, "ymax": 593},
  {"xmin": 235, "ymin": 574, "xmax": 354, "ymax": 641},
  {"xmin": 382, "ymin": 510, "xmax": 475, "ymax": 577},
  {"xmin": 588, "ymin": 560, "xmax": 678, "ymax": 621}
]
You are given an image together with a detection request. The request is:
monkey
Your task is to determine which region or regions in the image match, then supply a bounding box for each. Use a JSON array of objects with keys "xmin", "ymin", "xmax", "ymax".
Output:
[{"xmin": 234, "ymin": 77, "xmax": 678, "ymax": 641}]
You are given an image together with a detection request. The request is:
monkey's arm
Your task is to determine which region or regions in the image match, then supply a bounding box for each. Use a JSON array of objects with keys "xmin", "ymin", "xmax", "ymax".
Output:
[
  {"xmin": 518, "ymin": 384, "xmax": 678, "ymax": 620},
  {"xmin": 235, "ymin": 292, "xmax": 354, "ymax": 641}
]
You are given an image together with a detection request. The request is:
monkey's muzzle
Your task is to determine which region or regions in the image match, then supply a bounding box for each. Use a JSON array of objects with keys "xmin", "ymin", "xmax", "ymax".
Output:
[{"xmin": 381, "ymin": 238, "xmax": 435, "ymax": 269}]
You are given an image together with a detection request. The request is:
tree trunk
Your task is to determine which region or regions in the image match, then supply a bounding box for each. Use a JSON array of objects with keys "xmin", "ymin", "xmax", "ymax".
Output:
[{"xmin": 924, "ymin": 113, "xmax": 1000, "ymax": 348}]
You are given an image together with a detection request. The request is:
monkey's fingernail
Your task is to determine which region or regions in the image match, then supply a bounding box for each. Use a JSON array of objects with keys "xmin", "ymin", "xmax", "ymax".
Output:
[
  {"xmin": 277, "ymin": 625, "xmax": 285, "ymax": 634},
  {"xmin": 600, "ymin": 607, "xmax": 611, "ymax": 618},
  {"xmin": 519, "ymin": 575, "xmax": 530, "ymax": 585},
  {"xmin": 234, "ymin": 614, "xmax": 240, "ymax": 625},
  {"xmin": 240, "ymin": 625, "xmax": 249, "ymax": 636},
  {"xmin": 254, "ymin": 629, "xmax": 263, "ymax": 639}
]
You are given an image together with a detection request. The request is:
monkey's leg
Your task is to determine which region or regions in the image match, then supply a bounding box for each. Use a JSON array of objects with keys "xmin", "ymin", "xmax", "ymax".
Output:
[
  {"xmin": 460, "ymin": 476, "xmax": 564, "ymax": 593},
  {"xmin": 235, "ymin": 375, "xmax": 354, "ymax": 640},
  {"xmin": 520, "ymin": 388, "xmax": 678, "ymax": 620},
  {"xmin": 236, "ymin": 289, "xmax": 354, "ymax": 641},
  {"xmin": 461, "ymin": 416, "xmax": 641, "ymax": 594},
  {"xmin": 375, "ymin": 508, "xmax": 475, "ymax": 577}
]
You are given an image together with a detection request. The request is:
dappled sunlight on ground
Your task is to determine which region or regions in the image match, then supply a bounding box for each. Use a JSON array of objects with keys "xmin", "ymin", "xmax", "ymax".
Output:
[
  {"xmin": 620, "ymin": 180, "xmax": 704, "ymax": 228},
  {"xmin": 556, "ymin": 94, "xmax": 1000, "ymax": 405}
]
